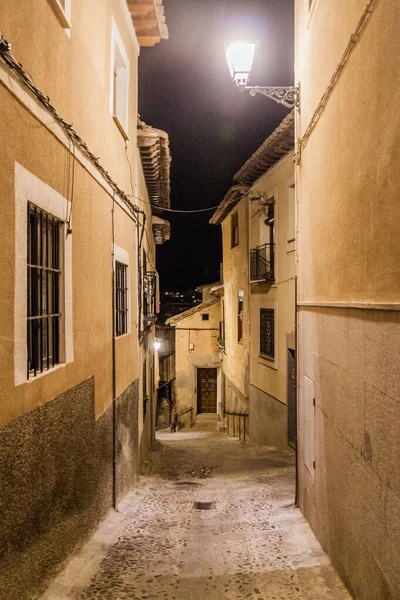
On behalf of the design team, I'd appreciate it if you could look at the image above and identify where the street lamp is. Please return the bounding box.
[154,338,161,352]
[225,41,300,110]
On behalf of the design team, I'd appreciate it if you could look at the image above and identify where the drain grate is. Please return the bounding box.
[193,501,216,510]
[173,481,202,487]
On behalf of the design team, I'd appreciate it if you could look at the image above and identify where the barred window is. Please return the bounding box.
[260,308,275,359]
[27,203,62,377]
[115,261,128,336]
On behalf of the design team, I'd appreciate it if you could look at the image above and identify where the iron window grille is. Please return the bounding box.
[115,261,128,336]
[27,203,61,378]
[260,308,275,359]
[250,243,275,282]
[250,202,275,282]
[202,314,209,321]
[144,272,157,320]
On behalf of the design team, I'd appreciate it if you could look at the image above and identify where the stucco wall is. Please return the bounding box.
[295,0,400,597]
[221,197,250,407]
[298,308,399,598]
[174,301,221,418]
[0,378,112,600]
[248,152,296,447]
[295,0,400,305]
[0,1,159,595]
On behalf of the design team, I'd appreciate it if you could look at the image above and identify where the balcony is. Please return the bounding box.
[250,243,274,283]
[144,272,157,320]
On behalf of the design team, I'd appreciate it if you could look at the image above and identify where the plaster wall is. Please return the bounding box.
[221,197,250,407]
[298,307,400,599]
[174,302,221,419]
[248,152,295,447]
[295,1,400,597]
[0,1,159,592]
[0,0,139,198]
[295,0,400,304]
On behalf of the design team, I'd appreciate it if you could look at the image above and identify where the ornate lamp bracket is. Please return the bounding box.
[244,85,300,110]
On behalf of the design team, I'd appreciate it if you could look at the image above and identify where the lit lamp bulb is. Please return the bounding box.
[225,41,258,87]
[154,339,161,352]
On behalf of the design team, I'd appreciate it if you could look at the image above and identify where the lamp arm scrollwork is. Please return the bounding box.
[245,86,300,110]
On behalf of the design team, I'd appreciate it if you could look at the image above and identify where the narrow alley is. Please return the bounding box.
[41,425,350,600]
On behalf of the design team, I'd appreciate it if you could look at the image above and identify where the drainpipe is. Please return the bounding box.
[294,275,299,508]
[111,196,117,510]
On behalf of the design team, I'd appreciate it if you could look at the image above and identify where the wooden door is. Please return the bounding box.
[197,368,217,414]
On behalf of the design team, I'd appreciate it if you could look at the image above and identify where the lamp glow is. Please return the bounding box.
[154,339,161,352]
[225,41,258,86]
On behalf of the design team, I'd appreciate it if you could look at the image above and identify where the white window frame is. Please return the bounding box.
[14,163,73,386]
[113,244,131,337]
[49,0,72,30]
[110,17,130,139]
[307,0,320,28]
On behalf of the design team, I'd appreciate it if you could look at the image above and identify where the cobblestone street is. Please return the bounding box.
[40,424,351,600]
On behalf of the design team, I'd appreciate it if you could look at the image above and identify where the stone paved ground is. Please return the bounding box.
[40,424,351,600]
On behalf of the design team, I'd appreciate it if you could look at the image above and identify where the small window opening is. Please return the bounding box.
[231,212,239,248]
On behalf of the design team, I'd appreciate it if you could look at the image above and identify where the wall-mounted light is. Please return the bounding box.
[225,41,258,87]
[154,338,161,352]
[225,40,300,110]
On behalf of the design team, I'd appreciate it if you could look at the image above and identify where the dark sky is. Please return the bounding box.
[138,0,294,291]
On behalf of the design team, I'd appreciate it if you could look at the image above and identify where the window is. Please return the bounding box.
[144,273,157,319]
[231,212,239,248]
[110,18,130,138]
[202,314,209,321]
[49,0,72,29]
[250,198,275,282]
[27,204,62,377]
[260,308,275,359]
[115,261,129,337]
[237,290,244,342]
[15,163,73,386]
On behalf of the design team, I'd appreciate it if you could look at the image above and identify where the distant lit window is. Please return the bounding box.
[202,314,209,321]
[260,308,275,359]
[110,18,130,138]
[237,290,244,342]
[231,212,239,248]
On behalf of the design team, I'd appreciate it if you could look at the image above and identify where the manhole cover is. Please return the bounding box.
[191,465,212,478]
[173,481,202,487]
[193,501,216,510]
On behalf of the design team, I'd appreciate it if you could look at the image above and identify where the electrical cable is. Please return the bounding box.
[0,35,139,223]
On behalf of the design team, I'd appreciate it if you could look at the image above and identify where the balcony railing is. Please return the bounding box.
[250,243,275,282]
[144,272,157,319]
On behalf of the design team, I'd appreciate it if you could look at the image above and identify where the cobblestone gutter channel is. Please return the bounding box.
[40,425,351,600]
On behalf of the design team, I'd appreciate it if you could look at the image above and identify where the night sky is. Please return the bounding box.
[138,0,294,291]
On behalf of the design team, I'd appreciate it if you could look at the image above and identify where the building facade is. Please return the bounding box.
[211,114,295,447]
[0,2,169,598]
[166,294,222,429]
[295,0,400,597]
